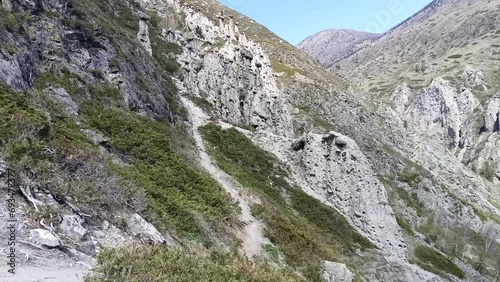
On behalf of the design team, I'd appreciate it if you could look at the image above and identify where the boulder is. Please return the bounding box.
[47,87,79,115]
[322,261,354,282]
[292,137,306,151]
[60,215,87,240]
[335,136,349,147]
[127,213,165,244]
[29,229,60,248]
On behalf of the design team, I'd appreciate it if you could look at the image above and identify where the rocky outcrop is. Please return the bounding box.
[137,17,153,56]
[29,229,60,248]
[126,213,168,244]
[253,130,406,257]
[139,0,293,137]
[392,78,480,148]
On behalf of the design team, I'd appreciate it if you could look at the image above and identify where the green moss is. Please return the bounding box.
[82,104,236,238]
[86,245,303,282]
[290,189,374,250]
[263,244,282,264]
[414,245,465,279]
[270,58,301,78]
[0,6,21,33]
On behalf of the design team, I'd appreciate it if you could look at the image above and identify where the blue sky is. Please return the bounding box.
[219,0,433,45]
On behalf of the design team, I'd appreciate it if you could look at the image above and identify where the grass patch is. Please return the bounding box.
[86,245,303,282]
[200,124,374,281]
[396,216,414,235]
[270,59,301,78]
[82,103,236,238]
[413,245,465,279]
[396,188,426,217]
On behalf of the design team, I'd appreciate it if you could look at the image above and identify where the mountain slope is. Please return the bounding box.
[297,29,379,68]
[334,0,500,94]
[0,0,499,281]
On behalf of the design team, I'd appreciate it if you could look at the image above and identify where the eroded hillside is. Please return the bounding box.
[0,0,499,281]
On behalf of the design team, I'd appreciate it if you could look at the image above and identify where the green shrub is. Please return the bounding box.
[86,245,304,282]
[82,103,236,238]
[0,84,48,147]
[414,245,465,279]
[270,58,301,78]
[0,6,21,32]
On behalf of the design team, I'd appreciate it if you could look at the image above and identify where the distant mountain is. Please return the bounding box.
[332,0,500,92]
[297,29,379,68]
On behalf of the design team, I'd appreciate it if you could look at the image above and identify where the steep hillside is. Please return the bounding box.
[298,29,379,68]
[0,0,499,281]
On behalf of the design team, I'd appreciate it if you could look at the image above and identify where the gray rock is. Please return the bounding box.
[137,19,152,56]
[127,213,165,244]
[77,241,96,256]
[60,215,87,240]
[1,0,13,11]
[47,87,79,115]
[321,261,354,282]
[81,129,111,147]
[335,136,348,147]
[29,229,60,248]
[292,137,306,151]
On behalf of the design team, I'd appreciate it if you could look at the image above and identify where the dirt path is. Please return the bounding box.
[181,97,268,258]
[0,266,88,282]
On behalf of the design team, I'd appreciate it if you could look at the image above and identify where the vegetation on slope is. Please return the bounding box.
[86,245,304,282]
[82,103,237,239]
[413,245,465,279]
[199,123,374,281]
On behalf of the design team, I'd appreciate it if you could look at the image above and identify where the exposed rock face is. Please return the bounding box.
[126,213,167,244]
[321,261,354,282]
[254,131,406,258]
[46,87,79,115]
[60,215,88,241]
[137,18,153,56]
[392,77,480,148]
[140,0,294,137]
[29,229,60,248]
[298,29,379,68]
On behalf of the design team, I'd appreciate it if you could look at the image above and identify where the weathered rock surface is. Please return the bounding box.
[254,131,407,258]
[29,229,60,248]
[321,261,354,282]
[139,0,294,137]
[126,213,166,244]
[60,215,88,241]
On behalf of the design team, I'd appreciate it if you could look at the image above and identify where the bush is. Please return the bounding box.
[82,103,237,238]
[86,245,304,282]
[414,245,465,279]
